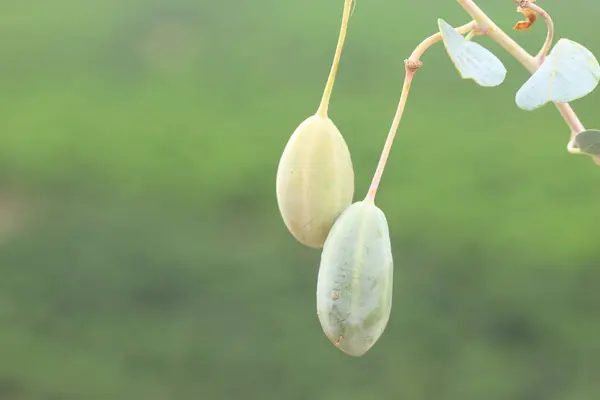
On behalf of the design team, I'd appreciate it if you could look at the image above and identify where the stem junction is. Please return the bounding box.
[456,0,584,138]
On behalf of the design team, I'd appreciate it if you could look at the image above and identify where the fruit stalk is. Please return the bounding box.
[366,21,476,201]
[366,67,415,202]
[316,0,354,118]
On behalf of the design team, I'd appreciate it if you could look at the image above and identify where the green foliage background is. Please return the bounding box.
[0,0,598,398]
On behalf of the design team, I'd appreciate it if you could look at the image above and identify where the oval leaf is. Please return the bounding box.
[572,129,600,156]
[438,19,507,87]
[516,39,600,111]
[316,200,394,357]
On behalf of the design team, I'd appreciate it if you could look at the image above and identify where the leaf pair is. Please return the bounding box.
[437,19,600,109]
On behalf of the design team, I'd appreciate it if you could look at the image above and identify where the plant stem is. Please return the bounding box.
[465,30,477,41]
[409,21,476,60]
[366,22,475,202]
[456,0,584,136]
[457,0,535,66]
[316,0,353,118]
[523,2,554,62]
[366,68,415,202]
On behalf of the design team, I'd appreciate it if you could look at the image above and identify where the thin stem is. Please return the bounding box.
[567,141,582,154]
[523,2,554,62]
[366,68,415,202]
[316,0,353,118]
[409,21,476,60]
[366,21,475,201]
[456,0,584,136]
[457,0,534,67]
[465,30,477,41]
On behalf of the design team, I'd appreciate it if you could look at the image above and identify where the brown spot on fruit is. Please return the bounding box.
[333,335,344,346]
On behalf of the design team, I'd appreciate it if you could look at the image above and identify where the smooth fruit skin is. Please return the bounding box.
[276,115,354,248]
[316,200,393,356]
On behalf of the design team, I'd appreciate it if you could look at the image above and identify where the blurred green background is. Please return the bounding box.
[0,0,599,399]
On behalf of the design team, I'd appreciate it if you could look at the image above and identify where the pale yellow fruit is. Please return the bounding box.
[276,115,354,248]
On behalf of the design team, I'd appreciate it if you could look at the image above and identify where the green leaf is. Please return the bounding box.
[438,19,507,87]
[573,129,600,156]
[516,39,600,111]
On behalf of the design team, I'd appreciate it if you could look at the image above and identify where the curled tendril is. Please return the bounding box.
[513,6,537,30]
[350,0,357,17]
